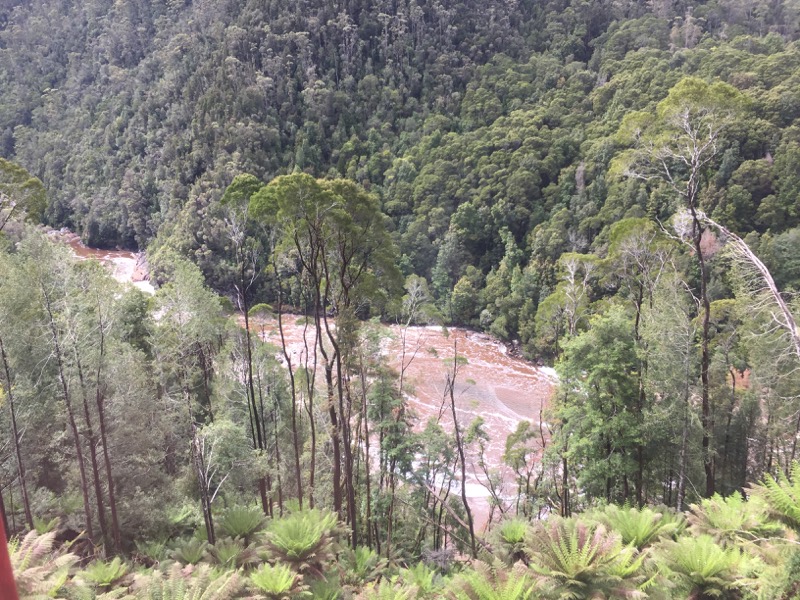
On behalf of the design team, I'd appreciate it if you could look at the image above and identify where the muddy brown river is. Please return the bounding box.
[62,234,555,529]
[248,316,556,529]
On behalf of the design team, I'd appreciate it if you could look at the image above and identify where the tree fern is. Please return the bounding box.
[170,539,208,565]
[249,563,308,599]
[80,557,130,589]
[396,563,446,598]
[9,529,78,599]
[339,546,387,587]
[263,509,338,578]
[657,534,751,599]
[217,507,266,545]
[451,561,536,600]
[493,519,530,566]
[592,505,684,550]
[688,492,782,549]
[205,538,258,570]
[526,518,647,599]
[753,462,800,532]
[133,564,241,600]
[356,579,418,600]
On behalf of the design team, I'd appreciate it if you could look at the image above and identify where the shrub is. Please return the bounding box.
[263,509,339,578]
[9,530,77,599]
[217,506,266,544]
[593,504,684,550]
[81,557,129,589]
[657,534,751,599]
[526,518,648,599]
[250,563,309,599]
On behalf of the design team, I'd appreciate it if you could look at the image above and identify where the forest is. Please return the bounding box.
[3,0,800,596]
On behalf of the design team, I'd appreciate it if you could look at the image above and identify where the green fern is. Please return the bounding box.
[263,509,338,577]
[396,563,445,598]
[205,538,258,569]
[249,563,308,599]
[134,563,241,600]
[593,504,684,550]
[526,518,647,599]
[135,540,168,563]
[81,557,130,588]
[340,546,387,586]
[9,529,78,599]
[64,587,135,600]
[753,462,800,532]
[493,519,530,566]
[688,492,782,548]
[307,575,343,600]
[217,506,266,544]
[657,534,750,599]
[355,579,418,600]
[32,516,60,534]
[451,561,536,600]
[170,538,208,565]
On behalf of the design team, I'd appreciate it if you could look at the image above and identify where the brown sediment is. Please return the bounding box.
[246,316,556,529]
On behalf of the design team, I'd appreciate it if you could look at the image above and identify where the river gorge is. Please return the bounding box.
[60,233,556,529]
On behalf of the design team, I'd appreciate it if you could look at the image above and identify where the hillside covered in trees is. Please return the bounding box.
[3,0,800,597]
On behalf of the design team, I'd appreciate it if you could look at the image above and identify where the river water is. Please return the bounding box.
[62,233,555,529]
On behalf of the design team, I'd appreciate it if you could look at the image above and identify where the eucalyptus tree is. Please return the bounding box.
[220,174,274,514]
[250,173,401,547]
[556,306,642,505]
[604,218,672,505]
[0,250,34,530]
[19,234,97,540]
[150,259,226,543]
[619,76,744,497]
[0,159,46,234]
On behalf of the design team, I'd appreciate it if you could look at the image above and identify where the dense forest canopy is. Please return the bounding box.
[3,0,800,597]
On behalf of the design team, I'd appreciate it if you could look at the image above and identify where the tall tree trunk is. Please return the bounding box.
[0,485,8,537]
[690,209,714,497]
[0,336,33,529]
[447,340,477,558]
[359,363,372,549]
[42,288,94,540]
[93,314,121,550]
[275,273,303,508]
[75,351,109,543]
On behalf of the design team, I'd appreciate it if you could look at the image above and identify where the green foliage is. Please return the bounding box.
[135,540,169,563]
[396,563,445,598]
[9,530,78,599]
[754,462,800,532]
[81,557,130,589]
[526,518,647,599]
[0,158,47,230]
[356,580,417,600]
[32,516,60,534]
[340,546,387,586]
[205,538,258,570]
[306,576,343,600]
[451,561,537,600]
[249,563,308,599]
[216,507,266,544]
[133,564,241,600]
[492,519,530,566]
[263,509,338,576]
[171,539,209,566]
[657,535,750,599]
[591,505,684,550]
[688,493,782,547]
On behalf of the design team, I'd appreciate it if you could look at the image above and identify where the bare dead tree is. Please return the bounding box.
[701,213,800,364]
